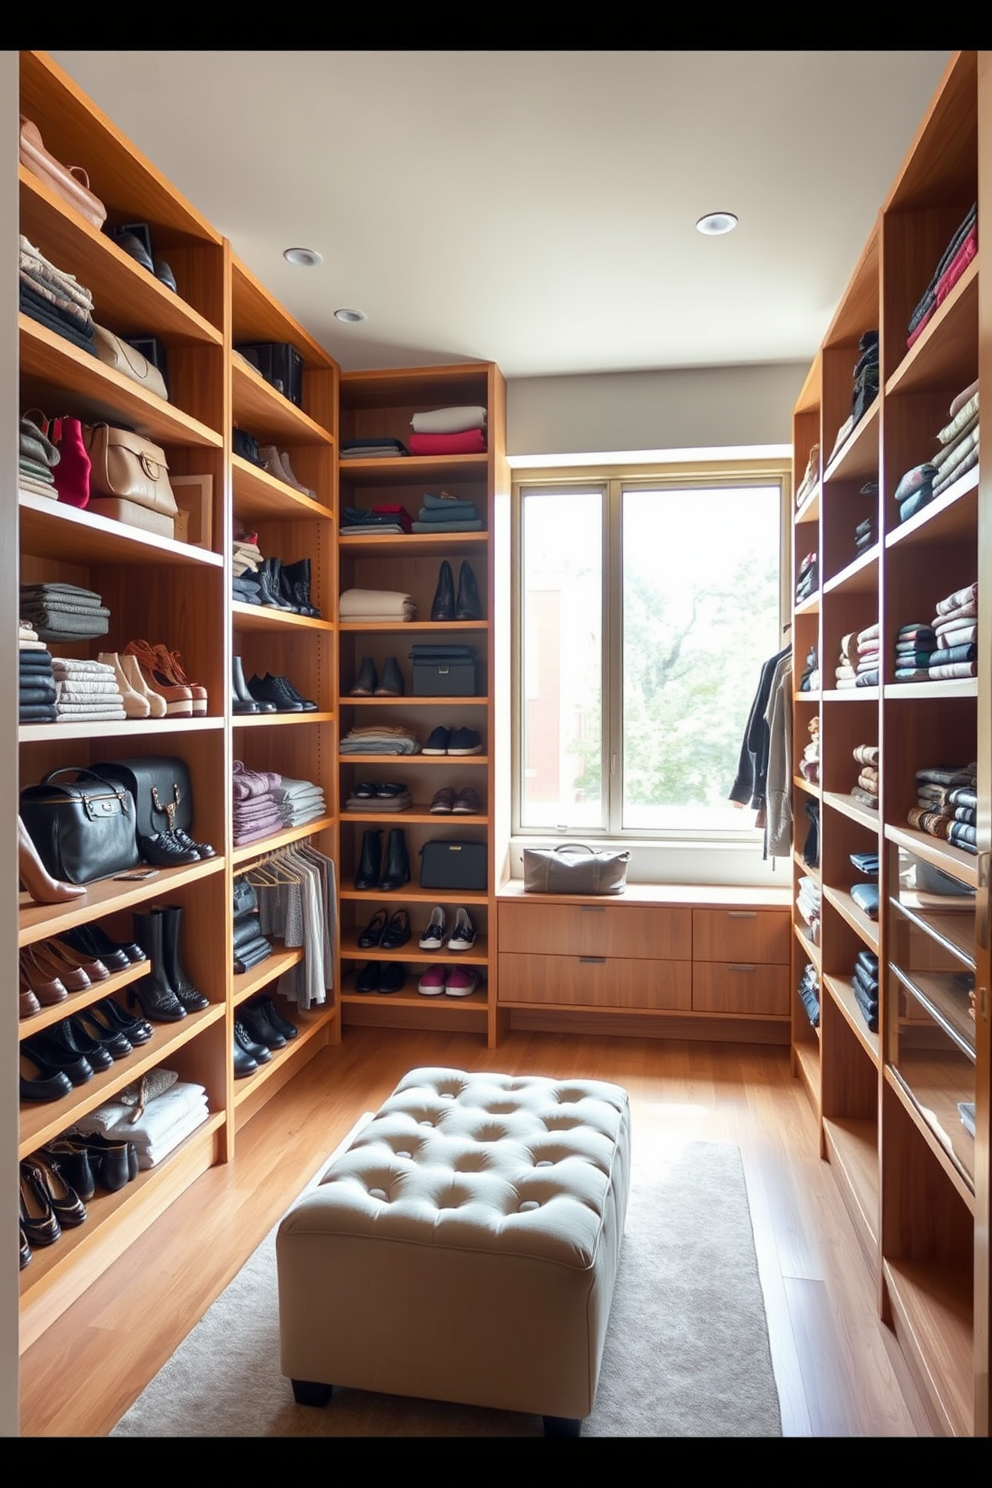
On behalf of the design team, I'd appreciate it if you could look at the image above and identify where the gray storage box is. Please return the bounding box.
[412,659,477,696]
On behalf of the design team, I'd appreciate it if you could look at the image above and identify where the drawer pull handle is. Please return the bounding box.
[579,906,606,913]
[728,963,756,972]
[728,911,757,919]
[579,956,607,964]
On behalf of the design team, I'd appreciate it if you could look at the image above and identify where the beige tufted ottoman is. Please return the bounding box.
[277,1066,630,1434]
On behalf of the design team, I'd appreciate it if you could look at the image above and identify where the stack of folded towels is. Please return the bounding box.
[855,622,880,687]
[339,588,417,622]
[73,1077,210,1169]
[413,490,483,534]
[51,657,126,724]
[339,723,421,755]
[907,203,977,349]
[19,413,60,500]
[340,504,413,535]
[19,235,97,356]
[909,762,978,855]
[19,583,110,641]
[851,951,879,1032]
[850,744,879,810]
[408,405,487,457]
[232,761,284,848]
[796,875,821,944]
[18,622,57,723]
[272,774,326,829]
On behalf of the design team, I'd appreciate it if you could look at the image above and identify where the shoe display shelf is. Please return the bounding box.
[228,253,341,1098]
[337,364,507,1044]
[13,50,234,1352]
[789,50,989,1435]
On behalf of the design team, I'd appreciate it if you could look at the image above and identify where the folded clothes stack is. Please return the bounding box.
[340,436,409,460]
[18,622,57,723]
[798,645,818,693]
[834,631,858,689]
[19,235,97,356]
[894,381,979,526]
[893,621,938,681]
[855,622,879,687]
[796,875,821,944]
[19,582,110,641]
[73,1080,209,1169]
[272,774,326,829]
[340,504,414,535]
[794,443,819,508]
[850,743,879,810]
[827,331,879,460]
[339,724,421,755]
[910,762,978,855]
[344,782,412,812]
[51,657,126,723]
[853,481,878,552]
[19,413,60,500]
[412,490,483,534]
[797,962,820,1028]
[852,950,879,1032]
[407,405,487,457]
[232,761,284,847]
[907,203,977,349]
[795,550,818,605]
[928,580,978,681]
[339,588,417,622]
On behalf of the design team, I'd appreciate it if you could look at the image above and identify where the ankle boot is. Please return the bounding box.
[129,911,187,1022]
[277,560,303,613]
[282,558,319,617]
[158,904,210,1011]
[354,830,383,891]
[430,560,455,621]
[375,656,404,696]
[380,828,411,891]
[351,657,378,696]
[232,655,259,713]
[455,560,482,620]
[257,557,294,610]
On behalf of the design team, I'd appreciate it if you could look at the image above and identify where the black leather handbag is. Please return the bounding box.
[91,756,194,842]
[418,840,487,891]
[19,767,140,885]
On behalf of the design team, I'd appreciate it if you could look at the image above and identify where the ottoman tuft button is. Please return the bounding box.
[420,1120,434,1127]
[368,1187,388,1202]
[396,1150,412,1159]
[536,1160,553,1168]
[518,1200,540,1212]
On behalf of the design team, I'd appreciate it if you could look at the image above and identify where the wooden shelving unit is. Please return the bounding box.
[790,49,989,1435]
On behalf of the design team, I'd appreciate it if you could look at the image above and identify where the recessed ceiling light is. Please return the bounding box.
[283,246,322,267]
[334,307,367,324]
[696,212,738,236]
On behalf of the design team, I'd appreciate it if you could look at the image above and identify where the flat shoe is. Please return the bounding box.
[357,908,388,949]
[429,787,456,814]
[419,905,447,951]
[451,787,482,815]
[380,909,411,950]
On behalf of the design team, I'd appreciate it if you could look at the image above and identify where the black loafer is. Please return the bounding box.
[154,257,177,292]
[355,961,382,994]
[378,962,407,994]
[380,910,411,951]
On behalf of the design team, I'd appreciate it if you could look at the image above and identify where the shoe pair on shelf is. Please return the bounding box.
[121,640,207,718]
[258,446,316,500]
[139,829,217,867]
[245,670,317,712]
[428,785,482,815]
[253,557,320,617]
[354,828,409,891]
[419,905,477,952]
[42,1127,139,1197]
[354,961,407,995]
[19,935,110,1012]
[423,726,483,755]
[233,995,299,1076]
[350,656,403,696]
[430,560,482,622]
[357,906,411,950]
[125,905,209,1023]
[20,1155,87,1255]
[417,964,480,998]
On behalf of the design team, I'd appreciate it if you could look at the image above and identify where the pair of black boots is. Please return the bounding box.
[430,560,481,621]
[127,905,209,1023]
[355,828,410,891]
[257,557,319,617]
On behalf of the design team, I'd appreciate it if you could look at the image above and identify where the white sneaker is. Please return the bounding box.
[447,907,477,952]
[419,905,446,951]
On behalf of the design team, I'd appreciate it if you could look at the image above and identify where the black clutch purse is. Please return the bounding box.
[19,767,141,885]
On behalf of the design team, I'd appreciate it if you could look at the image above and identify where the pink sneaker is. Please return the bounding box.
[444,966,479,998]
[417,964,447,996]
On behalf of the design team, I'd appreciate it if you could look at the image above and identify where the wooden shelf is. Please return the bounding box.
[17,492,224,568]
[883,679,978,700]
[794,923,821,973]
[822,791,880,831]
[823,547,879,594]
[19,715,224,744]
[793,1037,821,1108]
[18,857,225,949]
[885,254,979,397]
[890,964,976,1060]
[231,602,335,634]
[232,946,305,1008]
[794,483,820,522]
[18,957,148,1041]
[341,986,488,1012]
[342,805,489,825]
[338,754,490,768]
[823,974,880,1065]
[231,817,335,866]
[885,1064,975,1205]
[19,315,222,449]
[884,468,978,551]
[341,887,489,908]
[338,620,488,635]
[890,894,976,971]
[339,695,487,709]
[231,454,332,522]
[232,361,334,447]
[822,1116,879,1257]
[339,453,488,486]
[341,933,489,967]
[823,400,880,483]
[232,1007,336,1113]
[232,711,335,729]
[884,822,980,890]
[340,531,488,558]
[822,885,880,953]
[883,1258,974,1436]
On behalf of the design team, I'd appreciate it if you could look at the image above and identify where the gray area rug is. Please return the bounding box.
[112,1138,781,1437]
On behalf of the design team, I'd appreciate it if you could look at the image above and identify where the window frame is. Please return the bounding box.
[511,456,793,844]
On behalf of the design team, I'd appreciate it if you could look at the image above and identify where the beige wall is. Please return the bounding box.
[506,361,807,458]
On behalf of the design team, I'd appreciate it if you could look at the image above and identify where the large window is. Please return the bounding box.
[516,463,788,838]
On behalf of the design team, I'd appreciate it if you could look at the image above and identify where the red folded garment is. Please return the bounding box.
[407,429,487,456]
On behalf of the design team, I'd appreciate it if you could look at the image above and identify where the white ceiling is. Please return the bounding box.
[52,50,953,379]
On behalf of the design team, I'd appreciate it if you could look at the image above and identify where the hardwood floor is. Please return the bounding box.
[18,1026,934,1437]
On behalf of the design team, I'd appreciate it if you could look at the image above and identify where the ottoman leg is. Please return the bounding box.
[543,1415,582,1437]
[292,1379,333,1407]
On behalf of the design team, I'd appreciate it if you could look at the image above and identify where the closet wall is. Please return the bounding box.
[789,49,989,1436]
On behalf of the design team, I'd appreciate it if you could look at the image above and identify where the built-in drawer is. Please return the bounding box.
[498,901,691,960]
[692,909,790,964]
[691,961,790,1015]
[498,952,692,1010]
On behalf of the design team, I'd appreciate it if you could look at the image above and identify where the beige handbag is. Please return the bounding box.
[93,324,169,402]
[19,115,107,229]
[83,424,178,517]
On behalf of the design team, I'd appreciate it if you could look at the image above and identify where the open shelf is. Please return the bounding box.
[822,885,880,952]
[823,974,880,1065]
[822,1116,879,1256]
[18,857,225,949]
[883,1258,974,1437]
[822,791,880,831]
[18,492,224,568]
